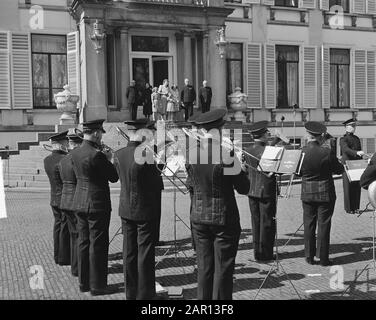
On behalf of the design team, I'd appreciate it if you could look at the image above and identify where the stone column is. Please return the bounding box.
[207,27,226,109]
[119,28,131,120]
[79,17,107,121]
[183,32,193,83]
[175,32,184,90]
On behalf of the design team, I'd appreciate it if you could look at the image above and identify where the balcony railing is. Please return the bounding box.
[131,0,224,7]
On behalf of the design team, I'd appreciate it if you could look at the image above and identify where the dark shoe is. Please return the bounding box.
[90,288,106,296]
[319,260,333,266]
[79,285,90,293]
[305,257,315,265]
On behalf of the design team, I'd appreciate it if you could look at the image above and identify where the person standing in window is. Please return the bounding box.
[181,78,196,121]
[340,119,365,214]
[143,83,152,121]
[126,80,137,120]
[199,80,213,114]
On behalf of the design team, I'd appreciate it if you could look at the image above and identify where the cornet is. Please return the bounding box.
[43,144,68,154]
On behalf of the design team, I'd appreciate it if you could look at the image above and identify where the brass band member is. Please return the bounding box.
[300,122,343,266]
[57,129,83,277]
[71,120,119,295]
[340,118,365,214]
[244,121,277,262]
[113,119,162,300]
[186,109,250,300]
[43,131,68,265]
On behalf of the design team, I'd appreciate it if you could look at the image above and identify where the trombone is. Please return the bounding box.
[116,126,190,195]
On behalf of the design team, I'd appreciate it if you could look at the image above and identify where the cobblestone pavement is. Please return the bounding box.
[1,180,376,300]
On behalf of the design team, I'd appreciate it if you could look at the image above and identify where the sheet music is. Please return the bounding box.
[261,146,284,160]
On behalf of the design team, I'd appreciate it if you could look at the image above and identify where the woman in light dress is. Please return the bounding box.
[166,85,180,122]
[158,79,170,121]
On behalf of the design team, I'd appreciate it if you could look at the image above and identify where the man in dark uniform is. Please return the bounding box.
[340,118,365,214]
[300,122,343,266]
[126,80,137,120]
[198,80,212,113]
[58,129,83,277]
[71,119,119,295]
[244,121,277,262]
[181,78,196,121]
[43,131,68,265]
[186,109,250,300]
[113,119,162,300]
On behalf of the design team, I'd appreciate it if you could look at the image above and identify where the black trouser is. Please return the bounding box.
[58,211,71,266]
[131,103,138,120]
[51,206,62,264]
[342,173,361,212]
[76,210,111,290]
[191,221,240,300]
[154,191,162,244]
[122,218,156,300]
[248,197,276,261]
[63,210,78,276]
[201,102,211,113]
[184,102,194,121]
[302,200,335,261]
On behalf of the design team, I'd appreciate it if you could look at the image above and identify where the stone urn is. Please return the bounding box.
[54,84,79,125]
[228,87,247,122]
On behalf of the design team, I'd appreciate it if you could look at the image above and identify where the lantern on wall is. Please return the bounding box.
[90,19,106,54]
[215,26,228,59]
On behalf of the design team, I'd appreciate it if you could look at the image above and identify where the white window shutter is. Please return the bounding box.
[321,46,330,108]
[351,0,366,14]
[299,0,316,9]
[0,31,11,109]
[11,32,32,109]
[303,46,317,108]
[262,0,275,6]
[264,44,276,109]
[319,0,329,10]
[367,50,375,109]
[247,43,262,108]
[367,0,376,14]
[67,31,80,96]
[353,49,367,108]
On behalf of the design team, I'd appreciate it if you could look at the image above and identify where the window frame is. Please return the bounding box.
[274,0,299,8]
[226,42,244,106]
[275,44,300,109]
[329,0,350,13]
[31,33,67,109]
[329,48,350,109]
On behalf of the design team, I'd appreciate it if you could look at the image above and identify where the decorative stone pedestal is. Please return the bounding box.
[228,87,247,122]
[54,85,79,125]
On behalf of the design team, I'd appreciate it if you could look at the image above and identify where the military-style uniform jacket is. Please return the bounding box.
[58,153,77,212]
[340,132,362,163]
[244,141,276,199]
[71,140,119,213]
[44,150,66,207]
[300,141,344,202]
[113,141,163,221]
[186,141,250,226]
[360,152,376,189]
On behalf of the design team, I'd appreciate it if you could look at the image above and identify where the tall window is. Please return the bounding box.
[329,0,349,13]
[31,34,67,109]
[275,0,298,7]
[330,48,350,108]
[276,45,299,108]
[226,43,243,102]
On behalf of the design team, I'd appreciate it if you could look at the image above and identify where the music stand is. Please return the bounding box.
[341,181,376,297]
[254,181,302,300]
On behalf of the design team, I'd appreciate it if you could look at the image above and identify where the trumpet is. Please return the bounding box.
[43,144,68,154]
[116,126,189,195]
[99,143,114,153]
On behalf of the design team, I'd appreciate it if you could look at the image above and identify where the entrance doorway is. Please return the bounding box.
[131,56,173,90]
